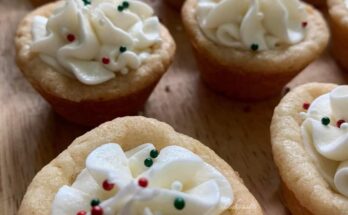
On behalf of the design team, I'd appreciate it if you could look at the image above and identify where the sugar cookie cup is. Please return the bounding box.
[18,116,263,215]
[271,83,348,214]
[15,1,176,126]
[328,0,348,71]
[182,0,329,101]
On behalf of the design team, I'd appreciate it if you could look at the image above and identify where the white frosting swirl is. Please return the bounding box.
[31,0,161,85]
[52,143,233,215]
[196,0,307,51]
[301,86,348,197]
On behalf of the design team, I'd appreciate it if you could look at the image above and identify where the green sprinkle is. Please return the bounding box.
[90,198,100,207]
[122,1,130,8]
[119,46,127,53]
[321,117,330,126]
[150,149,159,159]
[174,197,185,210]
[117,5,124,12]
[144,158,153,167]
[250,43,259,51]
[82,0,91,5]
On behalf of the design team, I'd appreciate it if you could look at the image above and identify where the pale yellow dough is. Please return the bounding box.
[18,116,263,215]
[271,83,348,215]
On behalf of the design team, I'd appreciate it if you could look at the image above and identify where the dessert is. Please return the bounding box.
[182,0,329,100]
[271,83,348,214]
[15,0,176,125]
[18,116,263,214]
[328,0,348,71]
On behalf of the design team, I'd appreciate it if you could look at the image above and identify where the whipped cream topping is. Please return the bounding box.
[52,143,233,215]
[31,0,161,85]
[196,0,307,51]
[301,86,348,197]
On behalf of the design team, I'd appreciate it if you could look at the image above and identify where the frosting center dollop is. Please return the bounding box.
[301,86,348,197]
[51,143,234,215]
[196,0,307,51]
[31,0,161,85]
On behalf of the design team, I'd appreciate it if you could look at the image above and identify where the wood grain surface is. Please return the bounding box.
[1,0,348,214]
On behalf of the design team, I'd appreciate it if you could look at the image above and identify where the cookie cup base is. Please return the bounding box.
[271,83,348,215]
[18,116,264,215]
[15,1,176,126]
[182,0,329,101]
[192,48,296,101]
[35,80,159,126]
[328,0,348,71]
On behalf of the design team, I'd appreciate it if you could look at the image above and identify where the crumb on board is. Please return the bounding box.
[165,85,171,93]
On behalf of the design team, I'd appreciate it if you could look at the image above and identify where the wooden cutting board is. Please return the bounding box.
[1,0,347,214]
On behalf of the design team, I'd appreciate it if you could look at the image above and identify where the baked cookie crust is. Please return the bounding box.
[328,0,348,71]
[181,0,329,100]
[271,83,348,215]
[15,1,176,125]
[18,116,264,215]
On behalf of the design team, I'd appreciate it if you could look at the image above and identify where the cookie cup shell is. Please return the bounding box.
[18,116,263,215]
[181,1,329,101]
[271,83,348,215]
[15,1,176,126]
[328,0,348,71]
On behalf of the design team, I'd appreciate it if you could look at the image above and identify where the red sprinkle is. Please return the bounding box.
[67,34,76,42]
[138,177,148,188]
[102,180,115,191]
[91,206,103,215]
[302,21,308,28]
[303,102,310,110]
[76,211,87,215]
[337,119,346,128]
[102,57,110,64]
